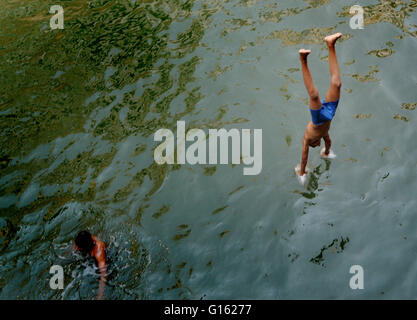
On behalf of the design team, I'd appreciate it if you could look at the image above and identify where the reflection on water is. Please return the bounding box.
[0,0,416,299]
[293,159,332,199]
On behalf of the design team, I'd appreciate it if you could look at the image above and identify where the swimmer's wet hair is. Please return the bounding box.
[75,230,95,253]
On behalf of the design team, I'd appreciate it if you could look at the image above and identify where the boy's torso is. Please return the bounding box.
[305,120,331,143]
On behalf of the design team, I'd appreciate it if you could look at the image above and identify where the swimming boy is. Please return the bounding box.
[74,230,107,299]
[297,32,342,178]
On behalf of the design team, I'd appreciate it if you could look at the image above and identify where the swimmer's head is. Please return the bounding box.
[309,139,321,148]
[75,230,95,253]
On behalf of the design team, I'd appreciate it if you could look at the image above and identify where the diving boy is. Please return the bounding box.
[297,33,342,179]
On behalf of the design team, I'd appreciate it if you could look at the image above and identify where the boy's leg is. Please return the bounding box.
[324,33,342,102]
[299,49,321,110]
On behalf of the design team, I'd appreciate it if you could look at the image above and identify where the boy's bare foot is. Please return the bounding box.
[324,33,342,47]
[299,49,311,60]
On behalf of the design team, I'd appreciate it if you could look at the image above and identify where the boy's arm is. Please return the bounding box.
[95,243,107,300]
[300,139,309,175]
[323,133,331,155]
[97,261,106,300]
[97,256,107,279]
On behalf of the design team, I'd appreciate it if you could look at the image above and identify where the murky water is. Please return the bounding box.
[0,0,416,299]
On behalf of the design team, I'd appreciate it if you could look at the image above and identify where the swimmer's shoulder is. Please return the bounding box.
[96,238,106,250]
[91,236,106,255]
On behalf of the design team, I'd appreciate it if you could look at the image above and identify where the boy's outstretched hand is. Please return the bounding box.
[320,148,336,159]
